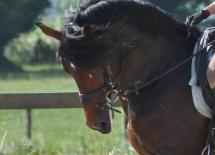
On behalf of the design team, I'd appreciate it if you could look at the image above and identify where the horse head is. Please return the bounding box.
[35,20,123,134]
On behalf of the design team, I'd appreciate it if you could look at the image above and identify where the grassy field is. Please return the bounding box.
[0,64,135,155]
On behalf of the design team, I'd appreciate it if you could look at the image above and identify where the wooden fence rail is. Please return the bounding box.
[0,92,80,109]
[0,92,120,140]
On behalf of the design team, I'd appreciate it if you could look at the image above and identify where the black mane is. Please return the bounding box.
[79,0,102,10]
[75,0,200,36]
[59,0,201,68]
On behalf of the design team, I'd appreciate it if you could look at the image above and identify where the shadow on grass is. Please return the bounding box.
[0,63,69,80]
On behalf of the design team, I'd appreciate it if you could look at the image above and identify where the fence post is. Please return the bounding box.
[25,109,32,140]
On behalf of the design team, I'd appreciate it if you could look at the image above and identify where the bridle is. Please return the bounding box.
[78,63,121,113]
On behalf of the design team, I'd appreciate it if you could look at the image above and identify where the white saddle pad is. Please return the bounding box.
[189,41,212,119]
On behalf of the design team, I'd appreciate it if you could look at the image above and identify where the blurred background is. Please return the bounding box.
[0,0,214,155]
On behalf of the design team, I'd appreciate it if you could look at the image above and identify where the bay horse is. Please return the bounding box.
[36,0,210,154]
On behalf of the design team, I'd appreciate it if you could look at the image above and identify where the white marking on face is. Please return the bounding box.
[88,73,93,78]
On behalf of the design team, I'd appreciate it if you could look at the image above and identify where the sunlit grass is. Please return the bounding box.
[0,77,77,92]
[0,63,77,92]
[0,109,134,155]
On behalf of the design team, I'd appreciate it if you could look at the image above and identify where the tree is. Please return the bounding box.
[0,0,49,71]
[147,0,213,21]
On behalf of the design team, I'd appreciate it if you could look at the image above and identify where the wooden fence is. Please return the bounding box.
[0,92,80,109]
[0,92,120,140]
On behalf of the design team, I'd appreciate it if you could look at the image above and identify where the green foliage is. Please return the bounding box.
[3,0,77,66]
[51,0,78,13]
[0,0,50,70]
[0,0,49,45]
[4,28,59,65]
[148,0,214,21]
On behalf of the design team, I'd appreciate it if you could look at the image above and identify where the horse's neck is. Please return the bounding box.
[118,33,192,89]
[118,32,194,117]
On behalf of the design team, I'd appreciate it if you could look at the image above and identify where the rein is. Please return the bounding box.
[122,39,215,97]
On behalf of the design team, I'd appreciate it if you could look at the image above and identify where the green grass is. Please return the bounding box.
[0,64,135,155]
[0,64,77,92]
[0,109,135,155]
[0,77,76,92]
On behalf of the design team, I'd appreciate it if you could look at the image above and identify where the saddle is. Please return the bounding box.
[195,27,215,155]
[195,27,215,108]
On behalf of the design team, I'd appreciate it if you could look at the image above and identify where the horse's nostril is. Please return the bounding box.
[101,122,108,130]
[100,122,111,133]
[87,121,111,134]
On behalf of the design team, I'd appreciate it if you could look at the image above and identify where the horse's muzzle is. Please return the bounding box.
[87,121,111,134]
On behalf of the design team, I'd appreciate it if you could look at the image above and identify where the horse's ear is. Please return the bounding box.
[35,22,62,41]
[81,25,91,37]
